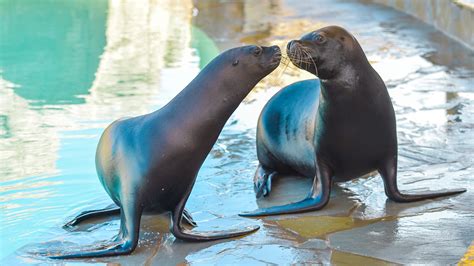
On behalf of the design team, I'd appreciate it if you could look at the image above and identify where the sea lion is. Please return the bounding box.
[52,44,281,258]
[240,26,466,217]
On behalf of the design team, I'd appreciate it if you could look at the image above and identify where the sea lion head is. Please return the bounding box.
[287,25,366,80]
[222,45,281,80]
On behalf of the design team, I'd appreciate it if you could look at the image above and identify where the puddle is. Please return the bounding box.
[277,215,396,239]
[331,250,399,266]
[458,241,474,266]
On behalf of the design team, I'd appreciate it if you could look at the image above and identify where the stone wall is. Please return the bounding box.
[366,0,473,49]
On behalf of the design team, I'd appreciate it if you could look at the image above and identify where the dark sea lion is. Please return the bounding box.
[240,26,466,217]
[51,44,281,258]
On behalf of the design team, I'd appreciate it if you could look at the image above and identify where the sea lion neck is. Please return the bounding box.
[319,57,379,103]
[153,55,260,140]
[181,59,259,114]
[319,65,358,102]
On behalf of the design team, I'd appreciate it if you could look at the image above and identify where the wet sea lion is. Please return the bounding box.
[240,26,466,217]
[52,44,281,258]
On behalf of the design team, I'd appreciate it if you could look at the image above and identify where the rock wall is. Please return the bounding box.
[366,0,473,49]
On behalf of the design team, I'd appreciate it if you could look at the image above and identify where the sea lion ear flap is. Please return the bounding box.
[232,59,239,66]
[347,33,358,50]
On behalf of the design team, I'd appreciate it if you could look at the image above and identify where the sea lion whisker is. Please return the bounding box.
[294,47,313,65]
[298,47,311,70]
[300,48,318,74]
[277,60,291,79]
[272,58,293,81]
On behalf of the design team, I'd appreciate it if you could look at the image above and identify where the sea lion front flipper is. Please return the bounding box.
[51,166,144,260]
[51,199,143,259]
[182,208,197,227]
[63,204,120,228]
[254,165,277,198]
[379,156,467,202]
[170,191,259,241]
[240,160,332,217]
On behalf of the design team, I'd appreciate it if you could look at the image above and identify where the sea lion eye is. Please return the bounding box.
[253,46,263,56]
[232,59,239,66]
[314,34,325,44]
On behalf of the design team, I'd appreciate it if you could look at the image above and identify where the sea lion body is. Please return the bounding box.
[257,79,319,178]
[54,45,281,258]
[97,110,220,213]
[242,26,466,217]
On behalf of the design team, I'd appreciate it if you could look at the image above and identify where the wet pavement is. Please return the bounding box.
[1,0,473,265]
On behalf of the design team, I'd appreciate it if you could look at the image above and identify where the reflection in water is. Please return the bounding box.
[193,0,282,50]
[190,27,220,69]
[0,0,473,264]
[0,115,11,139]
[446,92,462,121]
[88,0,195,112]
[0,0,107,204]
[0,0,107,105]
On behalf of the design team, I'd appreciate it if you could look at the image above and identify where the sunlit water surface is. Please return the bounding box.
[0,0,473,264]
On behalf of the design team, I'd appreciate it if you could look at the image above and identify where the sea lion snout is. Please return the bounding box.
[269,45,281,63]
[286,40,300,54]
[260,45,281,69]
[271,45,281,56]
[262,45,280,56]
[286,39,319,76]
[286,40,306,58]
[270,45,280,51]
[286,40,296,51]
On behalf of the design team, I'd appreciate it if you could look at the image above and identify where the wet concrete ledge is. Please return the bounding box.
[365,0,474,49]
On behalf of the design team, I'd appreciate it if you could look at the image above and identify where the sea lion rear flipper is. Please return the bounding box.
[379,157,467,202]
[63,204,120,228]
[385,188,467,202]
[240,161,332,217]
[170,193,259,241]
